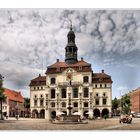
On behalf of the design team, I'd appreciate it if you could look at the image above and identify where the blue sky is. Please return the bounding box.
[0,9,140,98]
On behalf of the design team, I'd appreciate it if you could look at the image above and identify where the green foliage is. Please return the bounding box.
[24,98,30,109]
[112,97,119,109]
[121,94,131,114]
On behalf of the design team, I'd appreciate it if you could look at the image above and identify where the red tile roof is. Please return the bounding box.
[92,73,112,83]
[46,60,92,74]
[48,60,91,68]
[29,75,46,86]
[4,88,24,103]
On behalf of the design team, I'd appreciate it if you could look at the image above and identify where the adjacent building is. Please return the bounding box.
[29,26,113,120]
[129,87,140,113]
[2,88,24,117]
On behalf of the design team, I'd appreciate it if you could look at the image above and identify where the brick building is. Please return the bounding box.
[129,87,140,113]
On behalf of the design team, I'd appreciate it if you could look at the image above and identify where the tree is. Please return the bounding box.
[112,97,120,116]
[24,98,30,117]
[121,94,131,114]
[0,75,6,120]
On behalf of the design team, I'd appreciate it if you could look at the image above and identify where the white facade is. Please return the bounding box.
[30,68,112,120]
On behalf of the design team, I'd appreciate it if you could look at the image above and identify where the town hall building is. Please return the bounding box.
[29,25,113,120]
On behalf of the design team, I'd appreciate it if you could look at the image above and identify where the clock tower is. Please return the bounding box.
[65,23,78,64]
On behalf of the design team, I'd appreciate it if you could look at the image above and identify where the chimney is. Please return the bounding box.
[102,69,104,73]
[81,57,84,61]
[39,74,41,77]
[57,59,59,62]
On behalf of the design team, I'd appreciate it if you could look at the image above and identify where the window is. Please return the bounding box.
[34,100,37,106]
[41,86,43,90]
[40,99,44,106]
[61,89,67,98]
[103,93,106,96]
[51,78,56,84]
[96,93,98,96]
[95,99,99,105]
[84,102,88,107]
[83,76,89,83]
[62,102,66,108]
[37,87,39,90]
[100,84,102,88]
[83,88,89,98]
[73,88,78,98]
[95,84,97,88]
[73,102,78,107]
[51,102,55,107]
[105,84,107,88]
[34,87,36,90]
[103,98,107,105]
[34,95,37,98]
[51,89,55,98]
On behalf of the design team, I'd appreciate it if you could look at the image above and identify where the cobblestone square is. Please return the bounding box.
[0,117,140,130]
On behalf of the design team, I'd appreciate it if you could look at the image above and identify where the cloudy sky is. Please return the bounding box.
[0,9,140,98]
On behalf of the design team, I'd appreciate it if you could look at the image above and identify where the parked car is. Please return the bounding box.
[133,113,140,118]
[119,114,132,124]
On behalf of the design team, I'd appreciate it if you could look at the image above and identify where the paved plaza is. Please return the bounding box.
[0,117,140,130]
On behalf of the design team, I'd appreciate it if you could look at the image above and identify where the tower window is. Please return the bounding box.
[73,88,78,98]
[83,88,89,98]
[61,89,67,98]
[51,78,56,84]
[51,89,55,98]
[83,76,89,83]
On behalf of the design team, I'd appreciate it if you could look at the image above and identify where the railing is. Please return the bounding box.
[58,82,81,86]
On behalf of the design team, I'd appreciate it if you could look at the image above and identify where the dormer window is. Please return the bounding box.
[83,76,89,83]
[51,78,56,84]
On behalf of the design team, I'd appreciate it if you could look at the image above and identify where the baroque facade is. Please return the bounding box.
[29,26,113,120]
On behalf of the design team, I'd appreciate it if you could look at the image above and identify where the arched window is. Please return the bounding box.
[61,88,66,98]
[83,88,89,98]
[51,78,56,84]
[73,88,78,98]
[62,102,66,108]
[51,102,55,107]
[51,89,55,98]
[73,102,78,107]
[83,76,89,83]
[84,102,88,107]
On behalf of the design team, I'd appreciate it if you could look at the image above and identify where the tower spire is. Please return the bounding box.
[65,22,78,64]
[70,20,72,31]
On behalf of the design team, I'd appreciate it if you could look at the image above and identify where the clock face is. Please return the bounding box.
[67,74,72,80]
